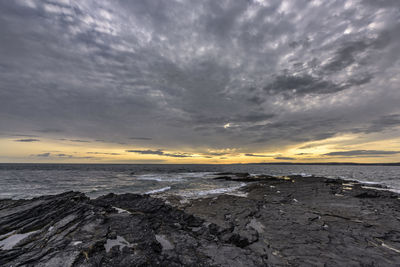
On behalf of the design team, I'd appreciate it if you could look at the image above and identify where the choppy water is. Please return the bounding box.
[0,164,399,199]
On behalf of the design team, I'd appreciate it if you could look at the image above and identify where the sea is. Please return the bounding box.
[0,164,399,199]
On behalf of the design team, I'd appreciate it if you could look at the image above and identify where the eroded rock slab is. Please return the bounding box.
[185,175,400,266]
[0,192,264,266]
[1,175,400,266]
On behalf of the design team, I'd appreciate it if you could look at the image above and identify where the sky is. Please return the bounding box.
[1,0,400,164]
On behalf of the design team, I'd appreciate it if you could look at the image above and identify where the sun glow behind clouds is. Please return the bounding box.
[2,131,400,163]
[1,0,400,163]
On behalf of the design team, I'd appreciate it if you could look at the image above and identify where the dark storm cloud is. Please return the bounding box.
[126,149,164,156]
[34,152,51,157]
[364,114,400,133]
[1,0,400,153]
[346,114,400,135]
[274,157,296,160]
[56,154,71,157]
[324,150,400,156]
[264,74,344,96]
[323,40,370,72]
[14,139,40,142]
[244,118,339,146]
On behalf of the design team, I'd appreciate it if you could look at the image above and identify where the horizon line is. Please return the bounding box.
[1,162,400,166]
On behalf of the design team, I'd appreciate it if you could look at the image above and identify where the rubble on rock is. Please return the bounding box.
[1,175,400,266]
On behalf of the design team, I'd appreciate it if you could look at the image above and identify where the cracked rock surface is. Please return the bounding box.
[0,192,264,266]
[183,175,400,266]
[1,175,400,266]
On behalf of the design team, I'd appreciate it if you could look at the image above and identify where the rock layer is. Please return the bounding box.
[1,175,400,266]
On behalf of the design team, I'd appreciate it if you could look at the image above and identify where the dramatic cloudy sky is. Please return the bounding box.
[1,0,400,163]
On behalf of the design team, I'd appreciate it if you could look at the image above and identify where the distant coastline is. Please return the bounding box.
[246,162,400,166]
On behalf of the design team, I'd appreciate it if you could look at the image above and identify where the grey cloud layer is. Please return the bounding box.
[126,149,192,158]
[1,0,399,153]
[31,152,94,159]
[324,150,400,156]
[14,139,40,142]
[274,157,296,160]
[245,153,274,157]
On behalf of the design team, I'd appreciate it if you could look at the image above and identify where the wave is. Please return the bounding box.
[145,186,172,194]
[136,176,184,182]
[135,172,217,182]
[177,183,247,198]
[290,172,313,177]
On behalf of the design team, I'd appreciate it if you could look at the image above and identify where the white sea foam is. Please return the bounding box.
[135,172,216,182]
[352,179,381,185]
[173,172,216,179]
[136,175,183,182]
[145,186,171,194]
[332,177,400,194]
[286,172,400,194]
[291,172,312,177]
[226,191,248,197]
[3,165,400,200]
[177,183,246,198]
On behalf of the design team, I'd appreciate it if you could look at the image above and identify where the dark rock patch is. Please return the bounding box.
[0,192,265,266]
[1,176,400,266]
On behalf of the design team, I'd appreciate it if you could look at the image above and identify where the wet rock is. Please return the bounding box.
[0,192,265,266]
[214,173,276,182]
[184,176,400,266]
[1,175,400,266]
[355,191,381,198]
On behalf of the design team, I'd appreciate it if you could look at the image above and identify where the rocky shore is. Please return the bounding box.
[1,174,400,266]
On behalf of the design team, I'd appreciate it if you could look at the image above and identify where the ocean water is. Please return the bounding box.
[0,164,399,199]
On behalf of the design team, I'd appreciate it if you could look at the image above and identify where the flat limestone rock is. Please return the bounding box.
[1,175,400,266]
[0,192,263,266]
[185,175,400,266]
